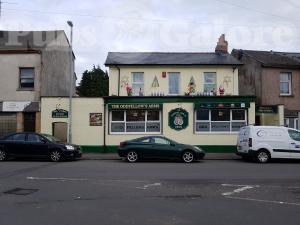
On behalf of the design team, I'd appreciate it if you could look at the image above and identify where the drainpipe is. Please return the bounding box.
[103,101,107,152]
[117,66,120,96]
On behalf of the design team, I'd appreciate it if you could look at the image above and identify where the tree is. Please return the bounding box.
[77,65,109,97]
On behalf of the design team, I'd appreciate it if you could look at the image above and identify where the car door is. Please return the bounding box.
[25,134,49,157]
[134,138,153,159]
[5,133,27,156]
[150,137,177,159]
[287,129,300,159]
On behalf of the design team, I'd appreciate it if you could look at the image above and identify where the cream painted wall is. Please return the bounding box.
[0,53,41,101]
[109,66,239,96]
[106,102,255,146]
[41,98,255,147]
[41,98,104,146]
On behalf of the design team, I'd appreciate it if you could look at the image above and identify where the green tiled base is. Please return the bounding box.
[80,145,236,153]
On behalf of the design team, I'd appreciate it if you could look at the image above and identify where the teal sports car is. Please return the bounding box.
[118,136,205,163]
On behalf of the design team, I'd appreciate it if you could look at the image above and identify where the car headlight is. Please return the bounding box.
[194,146,202,151]
[65,145,75,150]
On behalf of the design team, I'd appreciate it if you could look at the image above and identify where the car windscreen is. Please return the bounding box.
[43,134,63,143]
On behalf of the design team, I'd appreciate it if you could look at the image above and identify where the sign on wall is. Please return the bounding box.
[195,102,249,109]
[256,106,278,114]
[90,113,103,126]
[2,101,31,112]
[52,109,68,118]
[108,103,162,110]
[168,108,189,131]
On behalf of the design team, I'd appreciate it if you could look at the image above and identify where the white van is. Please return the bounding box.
[237,126,300,163]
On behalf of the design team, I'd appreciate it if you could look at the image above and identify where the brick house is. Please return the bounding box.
[232,49,300,129]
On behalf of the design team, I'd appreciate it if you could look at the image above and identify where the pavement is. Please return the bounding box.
[81,152,240,160]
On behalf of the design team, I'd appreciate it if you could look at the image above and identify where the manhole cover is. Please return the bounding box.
[3,188,39,196]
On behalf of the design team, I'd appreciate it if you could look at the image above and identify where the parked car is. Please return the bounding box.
[237,126,300,163]
[118,136,205,163]
[0,132,82,162]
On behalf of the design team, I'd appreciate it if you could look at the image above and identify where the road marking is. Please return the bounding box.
[222,184,259,196]
[227,196,300,206]
[26,177,88,181]
[136,182,161,190]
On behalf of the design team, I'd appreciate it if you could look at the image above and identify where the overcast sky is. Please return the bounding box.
[1,0,300,83]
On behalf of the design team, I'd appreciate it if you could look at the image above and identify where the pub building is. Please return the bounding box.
[41,35,263,153]
[102,35,257,153]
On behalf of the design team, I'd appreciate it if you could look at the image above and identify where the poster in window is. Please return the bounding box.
[90,113,102,126]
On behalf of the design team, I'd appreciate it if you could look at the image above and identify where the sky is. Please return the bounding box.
[1,0,300,83]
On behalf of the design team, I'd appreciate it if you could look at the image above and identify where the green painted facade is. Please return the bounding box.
[80,145,236,153]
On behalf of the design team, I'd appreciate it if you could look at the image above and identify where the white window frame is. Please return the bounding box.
[132,72,144,96]
[285,118,299,129]
[203,72,217,93]
[280,72,292,96]
[195,109,247,134]
[168,72,180,95]
[110,110,161,134]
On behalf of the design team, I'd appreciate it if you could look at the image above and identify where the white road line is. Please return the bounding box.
[26,177,88,181]
[222,184,259,196]
[136,182,161,190]
[226,196,300,206]
[105,179,148,183]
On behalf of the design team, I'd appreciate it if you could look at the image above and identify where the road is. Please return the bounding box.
[0,158,300,225]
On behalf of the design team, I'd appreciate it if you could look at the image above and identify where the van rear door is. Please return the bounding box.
[237,126,250,153]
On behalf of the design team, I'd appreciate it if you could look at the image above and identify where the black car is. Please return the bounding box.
[118,136,205,163]
[0,132,82,162]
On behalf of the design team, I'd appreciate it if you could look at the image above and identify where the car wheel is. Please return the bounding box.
[50,150,62,162]
[182,151,194,163]
[126,151,138,163]
[0,149,8,161]
[256,150,270,163]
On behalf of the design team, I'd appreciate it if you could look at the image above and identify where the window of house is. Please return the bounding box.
[168,72,180,95]
[285,118,299,130]
[195,109,247,133]
[20,68,35,88]
[110,110,161,134]
[280,72,292,95]
[204,72,217,93]
[132,72,144,96]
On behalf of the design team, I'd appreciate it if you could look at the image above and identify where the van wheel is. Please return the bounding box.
[256,150,270,163]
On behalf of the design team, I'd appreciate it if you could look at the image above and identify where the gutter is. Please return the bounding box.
[117,66,121,96]
[103,101,107,152]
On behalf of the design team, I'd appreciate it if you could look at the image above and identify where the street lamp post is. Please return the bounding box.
[67,21,73,143]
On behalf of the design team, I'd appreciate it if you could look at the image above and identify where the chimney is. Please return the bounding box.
[215,34,228,54]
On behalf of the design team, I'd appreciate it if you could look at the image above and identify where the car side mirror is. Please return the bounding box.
[41,139,47,144]
[170,143,175,147]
